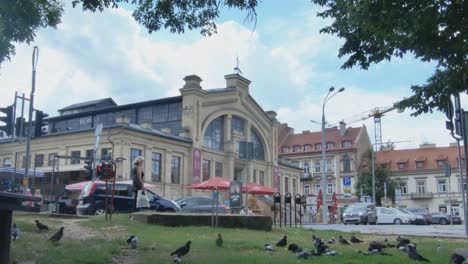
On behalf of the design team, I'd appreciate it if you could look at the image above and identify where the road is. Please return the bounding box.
[303,224,466,238]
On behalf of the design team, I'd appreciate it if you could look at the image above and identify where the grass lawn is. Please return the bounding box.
[10,213,467,264]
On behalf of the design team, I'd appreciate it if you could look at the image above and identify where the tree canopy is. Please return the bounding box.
[0,0,258,67]
[312,0,467,116]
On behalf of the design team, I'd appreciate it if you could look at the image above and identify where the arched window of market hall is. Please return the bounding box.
[250,128,265,160]
[204,116,225,151]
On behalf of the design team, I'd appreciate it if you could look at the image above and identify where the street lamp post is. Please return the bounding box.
[321,86,345,224]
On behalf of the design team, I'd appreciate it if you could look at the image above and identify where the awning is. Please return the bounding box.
[0,167,44,178]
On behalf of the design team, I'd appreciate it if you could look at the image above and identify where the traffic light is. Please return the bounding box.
[96,163,103,178]
[0,105,14,136]
[84,159,93,180]
[34,110,49,137]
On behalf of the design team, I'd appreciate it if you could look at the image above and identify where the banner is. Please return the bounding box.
[192,148,201,184]
[230,181,243,209]
[273,166,279,192]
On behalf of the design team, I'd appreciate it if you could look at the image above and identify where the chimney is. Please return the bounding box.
[116,114,130,124]
[140,120,152,130]
[339,121,346,136]
[181,75,203,90]
[449,142,458,147]
[420,143,436,149]
[225,73,251,95]
[288,127,295,134]
[161,127,172,134]
[302,130,310,134]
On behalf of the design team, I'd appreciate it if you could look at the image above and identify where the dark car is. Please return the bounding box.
[342,203,377,225]
[431,212,463,225]
[76,182,181,215]
[175,196,229,213]
[405,208,432,225]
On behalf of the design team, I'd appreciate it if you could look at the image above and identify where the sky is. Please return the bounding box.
[0,1,464,150]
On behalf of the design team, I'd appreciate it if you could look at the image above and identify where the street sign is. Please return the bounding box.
[343,176,351,186]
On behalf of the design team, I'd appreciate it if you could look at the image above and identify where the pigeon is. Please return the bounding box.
[11,223,19,240]
[126,235,139,249]
[451,253,465,264]
[368,241,387,252]
[276,236,287,247]
[264,244,275,251]
[397,236,411,245]
[338,235,350,245]
[35,220,49,231]
[350,235,363,243]
[312,235,321,242]
[288,243,302,253]
[49,227,64,242]
[296,250,312,259]
[315,241,329,255]
[173,257,182,263]
[325,251,340,256]
[216,234,223,247]
[407,244,429,262]
[327,238,336,244]
[399,243,417,253]
[386,243,396,248]
[170,241,191,258]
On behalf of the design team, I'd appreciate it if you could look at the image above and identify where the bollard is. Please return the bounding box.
[284,193,292,227]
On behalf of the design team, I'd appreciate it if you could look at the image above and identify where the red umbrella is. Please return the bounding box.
[186,177,231,190]
[317,189,323,210]
[242,183,275,195]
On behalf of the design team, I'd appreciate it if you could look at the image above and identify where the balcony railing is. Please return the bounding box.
[410,192,433,200]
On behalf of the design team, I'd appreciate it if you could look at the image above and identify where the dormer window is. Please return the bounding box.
[282,146,289,153]
[327,142,335,149]
[416,161,424,168]
[293,145,301,152]
[315,144,322,150]
[304,144,312,151]
[437,160,445,167]
[398,163,406,169]
[341,141,351,148]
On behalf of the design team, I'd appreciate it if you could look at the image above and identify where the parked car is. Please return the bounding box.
[175,196,229,213]
[394,208,417,224]
[342,203,377,225]
[405,208,432,225]
[376,207,411,225]
[77,182,181,215]
[431,212,463,225]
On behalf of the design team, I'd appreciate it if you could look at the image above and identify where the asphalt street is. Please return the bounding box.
[303,224,467,238]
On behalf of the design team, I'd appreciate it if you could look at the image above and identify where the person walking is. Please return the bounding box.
[132,156,145,211]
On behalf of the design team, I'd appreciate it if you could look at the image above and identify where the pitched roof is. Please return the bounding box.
[376,145,464,171]
[58,98,117,112]
[278,126,363,154]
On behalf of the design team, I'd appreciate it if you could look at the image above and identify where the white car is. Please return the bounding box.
[394,208,417,224]
[376,207,410,225]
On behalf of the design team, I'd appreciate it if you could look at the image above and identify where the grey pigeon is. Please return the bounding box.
[327,238,336,244]
[264,244,274,251]
[338,235,350,245]
[216,234,223,247]
[312,235,321,242]
[171,241,191,258]
[49,227,64,242]
[126,235,139,249]
[368,241,387,252]
[276,236,287,247]
[296,251,312,259]
[407,244,429,262]
[35,220,49,231]
[11,223,19,240]
[325,251,340,256]
[397,236,411,245]
[350,235,363,243]
[451,253,465,264]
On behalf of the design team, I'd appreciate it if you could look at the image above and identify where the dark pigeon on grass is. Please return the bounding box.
[451,253,465,264]
[126,235,139,249]
[264,244,275,251]
[315,241,329,256]
[35,220,49,231]
[397,236,411,245]
[49,227,64,242]
[276,235,287,247]
[312,235,321,243]
[171,241,191,258]
[407,244,430,262]
[296,250,312,259]
[288,243,302,253]
[11,223,19,240]
[216,234,223,247]
[350,235,363,243]
[368,241,387,252]
[338,235,350,245]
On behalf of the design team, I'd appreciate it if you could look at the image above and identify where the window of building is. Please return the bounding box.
[341,141,352,148]
[437,160,445,167]
[250,128,265,160]
[284,177,289,193]
[304,185,310,195]
[342,155,351,172]
[138,106,153,123]
[71,151,81,165]
[167,103,182,121]
[282,147,289,153]
[171,156,181,184]
[398,163,406,169]
[417,180,426,194]
[3,158,11,167]
[116,109,136,124]
[438,179,447,192]
[315,144,322,150]
[399,182,408,194]
[293,145,301,152]
[292,178,297,194]
[326,159,334,172]
[416,161,424,168]
[231,116,245,133]
[151,152,162,182]
[48,153,58,166]
[34,154,44,167]
[153,104,169,123]
[85,149,94,158]
[304,144,312,151]
[303,162,310,174]
[327,142,335,149]
[327,183,335,194]
[79,116,92,129]
[314,161,321,173]
[202,159,211,181]
[314,184,321,194]
[259,171,265,186]
[253,169,257,183]
[101,148,112,160]
[203,116,224,151]
[215,162,223,177]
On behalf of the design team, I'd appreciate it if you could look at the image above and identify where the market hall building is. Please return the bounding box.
[0,73,301,201]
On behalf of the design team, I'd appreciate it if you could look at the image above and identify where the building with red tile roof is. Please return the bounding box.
[376,143,464,219]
